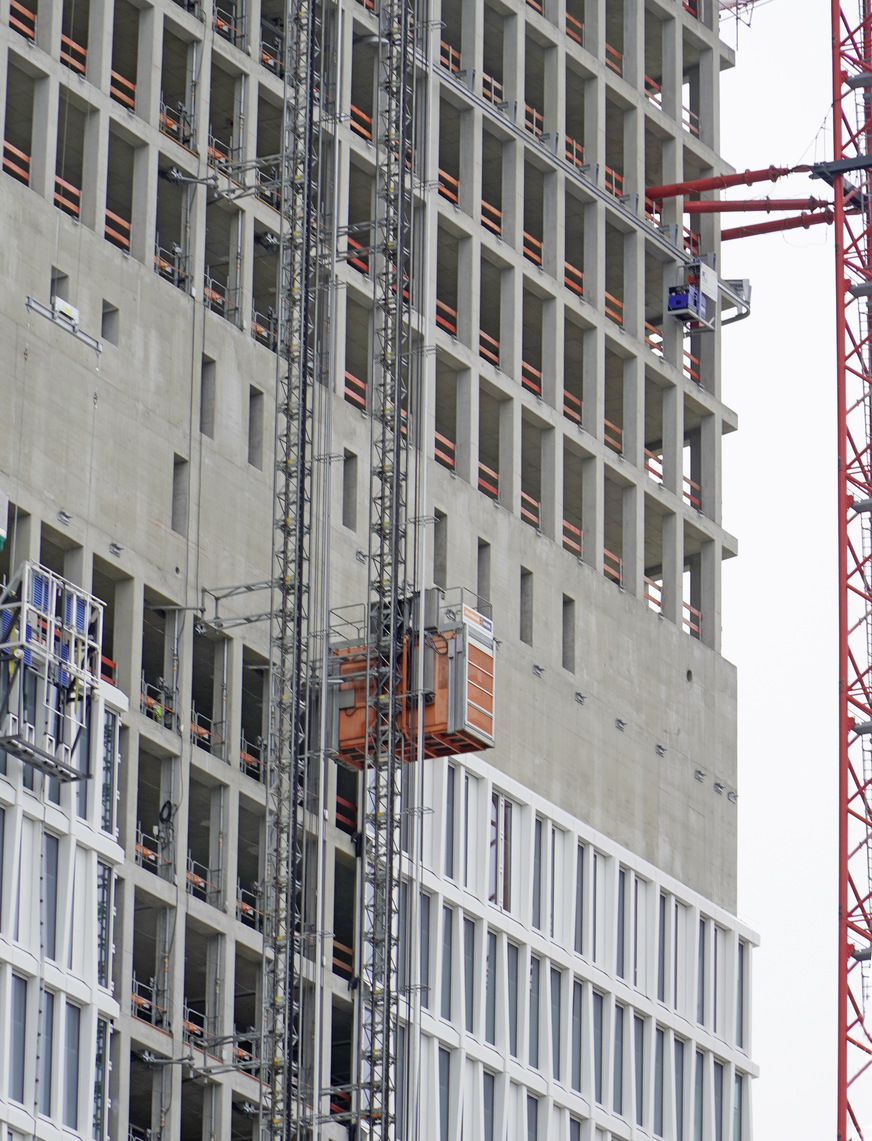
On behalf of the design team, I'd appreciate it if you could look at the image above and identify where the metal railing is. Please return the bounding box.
[190,704,226,759]
[563,520,583,557]
[186,854,222,906]
[237,883,263,930]
[131,973,167,1026]
[240,733,265,781]
[140,675,179,730]
[604,548,623,587]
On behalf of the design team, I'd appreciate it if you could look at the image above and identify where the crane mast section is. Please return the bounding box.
[834,2,872,1138]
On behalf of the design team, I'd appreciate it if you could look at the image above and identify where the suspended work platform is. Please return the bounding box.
[0,561,104,781]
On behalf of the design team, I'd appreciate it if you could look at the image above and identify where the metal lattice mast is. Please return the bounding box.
[262,0,328,1134]
[834,1,872,1137]
[355,0,415,1136]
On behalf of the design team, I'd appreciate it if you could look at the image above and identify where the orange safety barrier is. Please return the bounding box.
[521,360,542,396]
[440,40,460,74]
[482,72,503,106]
[563,389,582,425]
[9,0,36,38]
[481,198,502,235]
[344,370,367,410]
[213,10,242,41]
[604,165,624,198]
[683,601,702,637]
[336,793,356,834]
[604,547,623,586]
[332,938,354,980]
[523,231,542,266]
[564,260,584,297]
[566,12,583,45]
[207,136,232,167]
[684,348,701,384]
[565,135,584,169]
[684,226,700,256]
[435,298,457,335]
[54,175,81,218]
[521,491,540,528]
[478,461,499,500]
[349,103,373,141]
[645,322,663,356]
[356,0,375,9]
[645,75,662,107]
[438,168,459,204]
[435,430,456,470]
[479,329,500,367]
[527,0,543,11]
[3,140,31,185]
[105,208,131,251]
[683,0,699,15]
[110,70,136,110]
[604,290,623,326]
[644,449,663,482]
[101,655,117,683]
[605,42,623,76]
[60,33,87,74]
[346,235,369,274]
[683,105,700,137]
[604,417,623,454]
[644,576,663,611]
[524,103,544,138]
[683,475,702,509]
[563,519,582,556]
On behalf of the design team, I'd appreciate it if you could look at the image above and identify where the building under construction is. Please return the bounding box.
[0,0,757,1138]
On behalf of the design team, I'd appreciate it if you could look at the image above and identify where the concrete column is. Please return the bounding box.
[622,482,642,598]
[623,352,643,469]
[89,0,114,88]
[137,2,161,123]
[456,366,475,485]
[540,424,557,541]
[63,543,90,591]
[583,454,602,572]
[500,396,519,516]
[501,137,521,252]
[661,509,680,627]
[541,293,559,410]
[457,234,474,347]
[501,263,520,382]
[82,105,109,232]
[541,165,562,282]
[662,381,681,497]
[700,537,719,651]
[30,75,58,200]
[132,137,158,264]
[504,9,522,108]
[623,0,643,90]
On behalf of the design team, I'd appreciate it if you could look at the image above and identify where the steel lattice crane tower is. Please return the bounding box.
[832,2,872,1136]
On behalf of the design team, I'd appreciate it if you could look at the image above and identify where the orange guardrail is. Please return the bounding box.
[644,449,663,482]
[564,389,582,425]
[684,475,702,509]
[60,33,86,74]
[563,519,582,556]
[110,70,136,110]
[645,75,662,107]
[521,360,542,396]
[565,135,584,169]
[482,72,503,106]
[644,576,662,612]
[9,0,36,39]
[604,165,624,198]
[478,461,499,500]
[435,430,456,470]
[604,417,623,454]
[105,208,131,251]
[435,298,457,335]
[605,42,622,76]
[524,103,544,137]
[349,103,373,141]
[2,140,30,185]
[54,175,81,218]
[683,601,702,637]
[438,168,459,204]
[564,260,584,297]
[479,329,500,367]
[440,40,460,73]
[521,491,540,527]
[604,547,623,586]
[344,370,367,410]
[645,323,663,356]
[604,290,623,325]
[481,198,502,235]
[566,12,583,45]
[523,231,542,266]
[347,235,369,274]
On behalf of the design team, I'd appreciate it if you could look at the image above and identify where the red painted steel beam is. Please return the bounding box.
[683,197,831,213]
[645,165,806,200]
[721,209,835,241]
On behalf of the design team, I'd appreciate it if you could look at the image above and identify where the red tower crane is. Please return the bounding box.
[647,5,872,1132]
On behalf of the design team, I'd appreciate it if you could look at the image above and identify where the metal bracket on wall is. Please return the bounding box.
[25,296,102,355]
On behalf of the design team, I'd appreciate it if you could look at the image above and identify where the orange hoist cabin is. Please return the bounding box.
[330,589,495,768]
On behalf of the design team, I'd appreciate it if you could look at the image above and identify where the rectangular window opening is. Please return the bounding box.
[248,385,264,468]
[342,450,358,529]
[520,567,533,645]
[172,454,188,534]
[200,356,216,437]
[562,594,575,671]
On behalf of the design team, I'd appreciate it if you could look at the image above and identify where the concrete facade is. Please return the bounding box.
[0,0,756,1137]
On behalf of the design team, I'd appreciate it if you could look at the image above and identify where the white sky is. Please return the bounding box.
[718,2,838,1137]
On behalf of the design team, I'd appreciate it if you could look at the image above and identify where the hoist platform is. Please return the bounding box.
[330,589,495,767]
